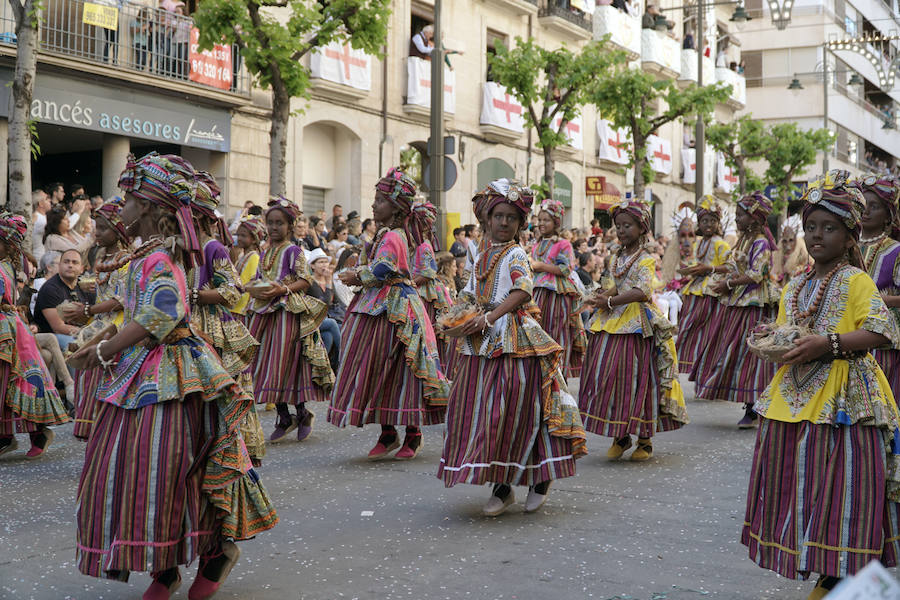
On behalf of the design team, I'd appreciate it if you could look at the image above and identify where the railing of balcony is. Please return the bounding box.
[0,0,250,96]
[539,0,593,30]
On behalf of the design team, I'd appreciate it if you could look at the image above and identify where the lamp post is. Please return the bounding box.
[430,0,445,240]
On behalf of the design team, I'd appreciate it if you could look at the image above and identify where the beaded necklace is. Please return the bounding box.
[860,231,888,246]
[123,238,164,266]
[791,261,846,323]
[476,241,516,282]
[261,241,289,276]
[614,245,643,279]
[863,237,891,274]
[695,236,715,264]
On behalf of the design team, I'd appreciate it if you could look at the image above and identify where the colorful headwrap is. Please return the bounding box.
[802,170,865,240]
[407,198,439,250]
[610,196,652,233]
[850,173,900,238]
[238,216,267,244]
[92,196,129,244]
[118,152,215,267]
[265,195,300,223]
[473,178,535,221]
[539,198,565,225]
[696,195,722,221]
[375,167,418,215]
[0,212,27,251]
[736,191,776,250]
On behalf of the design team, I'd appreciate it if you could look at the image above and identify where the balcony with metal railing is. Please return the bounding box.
[486,0,539,15]
[0,0,250,99]
[539,0,593,40]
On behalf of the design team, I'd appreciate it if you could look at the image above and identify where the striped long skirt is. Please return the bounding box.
[0,361,69,435]
[328,312,446,428]
[73,367,103,440]
[742,418,900,579]
[76,396,220,580]
[677,295,715,375]
[693,304,776,403]
[533,288,585,378]
[248,310,330,406]
[873,348,900,400]
[423,300,460,380]
[437,354,576,487]
[578,331,683,439]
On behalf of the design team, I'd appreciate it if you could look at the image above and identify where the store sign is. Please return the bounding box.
[189,27,232,91]
[0,71,231,152]
[82,2,118,30]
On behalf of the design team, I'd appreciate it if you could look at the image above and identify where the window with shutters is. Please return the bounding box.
[743,50,762,87]
[303,186,326,215]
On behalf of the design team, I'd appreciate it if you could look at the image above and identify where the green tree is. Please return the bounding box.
[488,37,625,199]
[193,0,391,195]
[587,68,731,201]
[706,114,769,197]
[763,122,833,217]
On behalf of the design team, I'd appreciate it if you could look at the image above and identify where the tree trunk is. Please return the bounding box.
[632,133,646,201]
[268,86,290,196]
[736,158,747,195]
[543,144,554,200]
[8,0,39,223]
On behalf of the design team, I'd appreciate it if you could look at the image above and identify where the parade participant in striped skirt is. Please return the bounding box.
[676,195,730,374]
[66,197,131,441]
[189,192,266,465]
[853,174,900,397]
[231,217,265,320]
[577,197,689,462]
[74,153,277,600]
[328,168,449,460]
[247,196,334,443]
[438,179,586,516]
[0,213,70,459]
[742,171,900,600]
[530,198,586,377]
[693,192,780,428]
[410,204,459,378]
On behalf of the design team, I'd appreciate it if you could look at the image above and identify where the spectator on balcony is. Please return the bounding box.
[716,48,727,68]
[155,0,179,76]
[409,24,463,70]
[737,59,745,74]
[683,31,695,50]
[173,4,190,79]
[642,5,658,29]
[130,8,152,69]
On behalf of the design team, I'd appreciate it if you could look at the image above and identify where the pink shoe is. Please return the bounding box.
[394,433,423,460]
[143,569,181,600]
[188,541,240,600]
[367,432,400,461]
[25,428,54,460]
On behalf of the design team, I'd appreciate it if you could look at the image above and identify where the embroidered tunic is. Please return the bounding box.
[530,237,580,296]
[682,236,730,296]
[720,236,780,307]
[863,238,900,349]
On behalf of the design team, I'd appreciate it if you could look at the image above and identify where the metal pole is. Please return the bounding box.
[822,46,829,173]
[430,0,446,243]
[695,0,705,203]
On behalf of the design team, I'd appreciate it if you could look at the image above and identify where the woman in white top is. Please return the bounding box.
[43,209,92,256]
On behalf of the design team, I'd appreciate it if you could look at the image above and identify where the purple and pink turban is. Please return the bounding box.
[473,179,535,222]
[539,198,565,225]
[610,196,652,233]
[92,196,130,245]
[802,170,865,240]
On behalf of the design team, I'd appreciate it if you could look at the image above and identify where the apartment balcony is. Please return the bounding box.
[715,67,746,109]
[0,0,250,101]
[485,0,539,15]
[480,81,525,143]
[641,29,680,79]
[593,5,641,60]
[403,56,456,119]
[677,49,714,88]
[309,41,372,101]
[538,1,593,40]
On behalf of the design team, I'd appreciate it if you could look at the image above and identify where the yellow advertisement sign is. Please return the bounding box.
[82,3,118,31]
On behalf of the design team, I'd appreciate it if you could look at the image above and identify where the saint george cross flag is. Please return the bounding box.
[310,41,372,91]
[552,112,584,150]
[681,148,696,184]
[596,119,630,165]
[406,57,456,114]
[647,134,673,175]
[480,82,525,133]
[717,152,738,194]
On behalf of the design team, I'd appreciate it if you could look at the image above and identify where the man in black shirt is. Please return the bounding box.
[34,249,94,352]
[576,252,594,287]
[449,227,467,257]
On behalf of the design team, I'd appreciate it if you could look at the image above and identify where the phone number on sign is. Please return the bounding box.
[190,61,232,83]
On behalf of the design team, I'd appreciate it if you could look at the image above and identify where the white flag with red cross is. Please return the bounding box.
[596,119,630,165]
[717,152,738,193]
[406,57,456,113]
[310,41,372,91]
[551,112,583,150]
[480,82,525,133]
[681,148,696,184]
[647,134,673,175]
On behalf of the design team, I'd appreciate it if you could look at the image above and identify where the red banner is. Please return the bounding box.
[189,27,232,90]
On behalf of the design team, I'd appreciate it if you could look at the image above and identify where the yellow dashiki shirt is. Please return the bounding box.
[231,250,260,316]
[588,252,688,424]
[721,235,780,307]
[682,236,730,297]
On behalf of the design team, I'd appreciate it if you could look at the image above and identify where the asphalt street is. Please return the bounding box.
[0,379,854,600]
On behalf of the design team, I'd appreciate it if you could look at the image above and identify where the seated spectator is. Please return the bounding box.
[307,216,328,252]
[43,208,92,256]
[642,4,659,29]
[293,215,311,250]
[33,249,94,354]
[449,227,467,257]
[360,218,377,245]
[453,255,467,291]
[333,247,360,309]
[576,252,595,288]
[435,251,457,296]
[347,218,363,246]
[327,222,350,256]
[307,248,342,369]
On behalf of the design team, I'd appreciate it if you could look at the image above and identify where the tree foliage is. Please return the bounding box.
[764,122,833,213]
[193,0,391,195]
[488,37,625,198]
[588,67,731,200]
[706,114,769,197]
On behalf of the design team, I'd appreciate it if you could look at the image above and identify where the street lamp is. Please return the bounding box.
[787,77,803,90]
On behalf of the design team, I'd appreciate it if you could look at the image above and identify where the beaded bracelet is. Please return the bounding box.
[190,288,200,305]
[828,333,841,359]
[83,303,91,318]
[96,340,117,370]
[725,279,734,291]
[607,296,613,310]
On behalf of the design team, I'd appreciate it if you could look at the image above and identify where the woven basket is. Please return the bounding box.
[746,323,813,363]
[436,304,482,338]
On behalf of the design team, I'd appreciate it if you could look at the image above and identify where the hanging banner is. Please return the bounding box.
[406,57,456,114]
[717,152,738,194]
[479,81,524,133]
[189,27,232,90]
[552,112,583,150]
[681,148,696,184]
[595,5,641,57]
[310,41,371,91]
[647,134,673,175]
[82,2,118,30]
[596,119,630,165]
[641,30,681,76]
